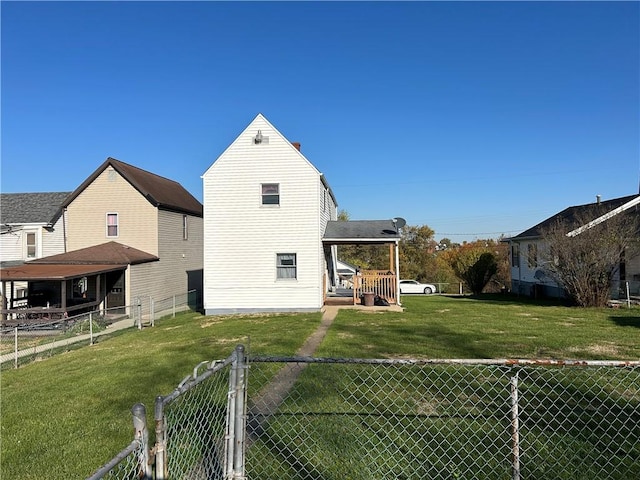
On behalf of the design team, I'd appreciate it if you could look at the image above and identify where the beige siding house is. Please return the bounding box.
[61,158,204,311]
[202,114,338,314]
[1,158,203,320]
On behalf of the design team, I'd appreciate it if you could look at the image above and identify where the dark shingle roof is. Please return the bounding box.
[0,192,71,225]
[61,157,202,217]
[512,194,639,240]
[323,220,401,244]
[30,241,158,265]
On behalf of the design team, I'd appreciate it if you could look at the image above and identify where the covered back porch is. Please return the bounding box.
[323,219,403,307]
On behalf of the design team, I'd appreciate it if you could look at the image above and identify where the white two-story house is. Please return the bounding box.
[202,114,339,314]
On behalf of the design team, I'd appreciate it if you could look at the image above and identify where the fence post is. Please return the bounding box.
[154,396,167,480]
[132,403,152,479]
[626,281,631,308]
[225,344,247,479]
[151,298,155,327]
[14,327,18,369]
[172,295,176,318]
[510,370,521,480]
[233,344,247,478]
[89,311,94,345]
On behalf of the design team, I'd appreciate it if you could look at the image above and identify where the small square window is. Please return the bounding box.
[262,183,279,205]
[277,253,297,279]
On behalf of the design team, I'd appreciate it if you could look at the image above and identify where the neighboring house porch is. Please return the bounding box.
[0,242,158,325]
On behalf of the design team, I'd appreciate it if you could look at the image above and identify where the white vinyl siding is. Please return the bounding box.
[203,114,327,313]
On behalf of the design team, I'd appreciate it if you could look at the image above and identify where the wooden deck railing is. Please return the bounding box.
[354,271,397,305]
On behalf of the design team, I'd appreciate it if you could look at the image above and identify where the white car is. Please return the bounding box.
[399,280,437,294]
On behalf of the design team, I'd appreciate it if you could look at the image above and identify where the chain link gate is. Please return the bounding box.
[88,347,639,479]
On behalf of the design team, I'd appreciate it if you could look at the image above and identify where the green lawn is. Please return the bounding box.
[1,295,639,479]
[319,295,640,359]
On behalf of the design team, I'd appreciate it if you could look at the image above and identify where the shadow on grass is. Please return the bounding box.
[610,316,640,328]
[450,293,572,308]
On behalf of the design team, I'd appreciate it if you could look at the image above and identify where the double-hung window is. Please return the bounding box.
[182,215,188,240]
[106,213,119,237]
[25,231,37,259]
[527,243,538,269]
[262,183,279,205]
[511,244,520,268]
[277,253,297,279]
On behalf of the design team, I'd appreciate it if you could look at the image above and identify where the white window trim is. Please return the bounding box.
[276,253,297,280]
[24,229,39,259]
[261,183,280,206]
[106,212,119,238]
[183,215,188,240]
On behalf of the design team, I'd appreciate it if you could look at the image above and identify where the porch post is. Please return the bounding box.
[389,243,394,272]
[395,240,401,306]
[61,280,67,311]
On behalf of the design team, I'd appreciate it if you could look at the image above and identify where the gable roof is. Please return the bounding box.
[30,241,158,265]
[205,113,338,207]
[1,192,71,225]
[323,220,402,244]
[510,194,640,240]
[61,157,202,217]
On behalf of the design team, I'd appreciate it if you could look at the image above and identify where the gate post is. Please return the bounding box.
[225,344,247,479]
[154,396,167,480]
[132,403,152,479]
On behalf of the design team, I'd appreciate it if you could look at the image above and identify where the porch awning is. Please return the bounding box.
[0,263,127,282]
[323,220,401,245]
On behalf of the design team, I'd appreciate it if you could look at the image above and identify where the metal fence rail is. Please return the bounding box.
[1,290,198,368]
[246,357,640,480]
[88,349,639,480]
[87,404,151,480]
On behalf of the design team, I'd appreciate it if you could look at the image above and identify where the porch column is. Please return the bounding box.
[389,243,394,272]
[61,280,67,310]
[395,241,401,306]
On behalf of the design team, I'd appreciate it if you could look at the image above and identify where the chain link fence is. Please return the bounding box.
[88,348,640,480]
[1,290,199,369]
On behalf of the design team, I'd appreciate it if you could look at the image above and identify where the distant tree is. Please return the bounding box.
[443,242,499,295]
[436,238,459,251]
[399,225,438,281]
[539,208,639,307]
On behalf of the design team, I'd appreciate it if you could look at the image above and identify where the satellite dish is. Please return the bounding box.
[392,217,406,229]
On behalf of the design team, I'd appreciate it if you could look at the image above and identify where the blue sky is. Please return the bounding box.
[2,1,639,243]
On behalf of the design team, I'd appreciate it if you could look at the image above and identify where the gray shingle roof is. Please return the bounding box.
[323,220,401,244]
[0,192,71,225]
[511,194,639,240]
